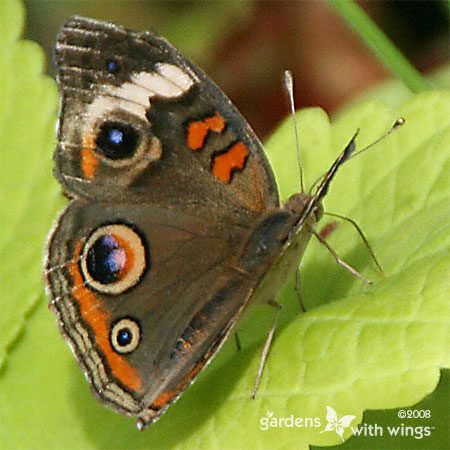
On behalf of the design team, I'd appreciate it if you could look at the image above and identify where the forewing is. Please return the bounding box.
[55,17,279,224]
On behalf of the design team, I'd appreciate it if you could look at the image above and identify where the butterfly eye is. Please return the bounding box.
[110,318,141,354]
[81,224,147,294]
[106,58,119,74]
[95,122,140,160]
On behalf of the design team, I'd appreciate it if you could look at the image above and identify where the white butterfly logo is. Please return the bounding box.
[320,406,356,441]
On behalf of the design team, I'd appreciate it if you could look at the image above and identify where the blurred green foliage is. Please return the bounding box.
[1,1,449,449]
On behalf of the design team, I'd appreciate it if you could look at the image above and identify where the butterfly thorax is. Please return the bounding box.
[229,192,322,309]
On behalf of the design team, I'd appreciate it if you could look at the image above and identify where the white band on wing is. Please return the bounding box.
[87,63,195,120]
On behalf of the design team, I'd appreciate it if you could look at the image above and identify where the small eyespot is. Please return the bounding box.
[81,224,147,294]
[110,318,141,354]
[106,59,119,74]
[95,121,140,160]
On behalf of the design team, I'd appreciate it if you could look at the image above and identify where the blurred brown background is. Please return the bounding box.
[24,0,448,139]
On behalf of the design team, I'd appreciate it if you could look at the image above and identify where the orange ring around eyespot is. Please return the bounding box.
[81,134,99,179]
[80,224,147,295]
[69,242,143,392]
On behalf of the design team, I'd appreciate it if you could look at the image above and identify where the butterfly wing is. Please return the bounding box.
[55,16,279,224]
[49,16,308,428]
[45,201,295,427]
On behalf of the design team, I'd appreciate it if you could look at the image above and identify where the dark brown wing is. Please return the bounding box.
[55,16,279,225]
[45,201,295,427]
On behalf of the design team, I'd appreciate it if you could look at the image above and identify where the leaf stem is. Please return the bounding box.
[329,0,432,93]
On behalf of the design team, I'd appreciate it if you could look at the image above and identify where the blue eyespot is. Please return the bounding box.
[86,234,126,284]
[95,122,139,160]
[108,128,124,145]
[110,318,141,354]
[106,59,119,73]
[117,328,132,346]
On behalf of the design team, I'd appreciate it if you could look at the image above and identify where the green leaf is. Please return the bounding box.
[0,0,60,369]
[1,0,448,447]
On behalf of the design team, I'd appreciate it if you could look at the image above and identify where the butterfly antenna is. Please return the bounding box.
[314,130,359,203]
[308,118,406,195]
[284,70,305,193]
[351,117,405,160]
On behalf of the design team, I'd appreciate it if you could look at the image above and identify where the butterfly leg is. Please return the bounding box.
[295,268,306,312]
[323,212,384,276]
[308,224,372,284]
[251,299,282,399]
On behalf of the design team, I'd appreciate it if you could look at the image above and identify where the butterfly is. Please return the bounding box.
[45,16,401,430]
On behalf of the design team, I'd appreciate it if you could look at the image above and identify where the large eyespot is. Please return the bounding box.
[81,111,163,181]
[95,122,140,160]
[110,318,141,354]
[80,224,147,294]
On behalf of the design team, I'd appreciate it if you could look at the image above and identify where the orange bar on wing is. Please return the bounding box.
[204,113,225,133]
[151,360,205,409]
[212,142,248,183]
[186,113,226,151]
[187,121,209,150]
[81,134,98,179]
[69,242,142,392]
[151,390,176,409]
